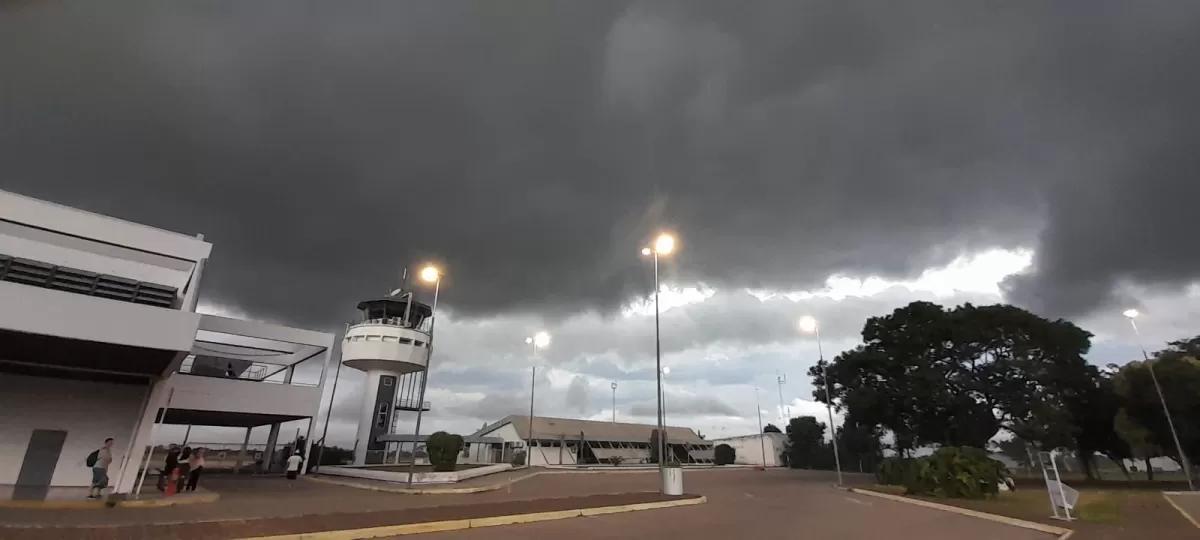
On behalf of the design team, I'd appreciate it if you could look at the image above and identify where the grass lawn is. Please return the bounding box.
[859,484,1200,539]
[862,484,1122,524]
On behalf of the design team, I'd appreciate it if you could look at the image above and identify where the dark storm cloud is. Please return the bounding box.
[3,1,1199,327]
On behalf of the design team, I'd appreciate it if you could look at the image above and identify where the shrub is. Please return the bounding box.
[426,432,465,472]
[715,444,737,465]
[610,456,625,467]
[904,446,1007,499]
[510,450,526,467]
[876,456,918,486]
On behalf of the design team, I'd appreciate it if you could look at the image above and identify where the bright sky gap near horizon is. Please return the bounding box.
[3,1,1199,446]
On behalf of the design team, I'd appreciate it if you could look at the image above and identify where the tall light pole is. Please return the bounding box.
[314,323,349,472]
[1122,309,1194,490]
[610,382,618,423]
[642,233,676,486]
[660,366,671,426]
[525,331,550,466]
[776,371,788,424]
[406,265,441,487]
[800,315,843,486]
[755,387,768,468]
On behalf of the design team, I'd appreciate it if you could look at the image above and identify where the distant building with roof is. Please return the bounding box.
[710,433,788,467]
[469,415,714,466]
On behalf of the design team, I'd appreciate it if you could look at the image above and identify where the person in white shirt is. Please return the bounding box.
[87,437,115,499]
[286,452,303,480]
[186,449,206,491]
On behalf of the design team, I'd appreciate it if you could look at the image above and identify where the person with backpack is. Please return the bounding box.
[86,438,114,499]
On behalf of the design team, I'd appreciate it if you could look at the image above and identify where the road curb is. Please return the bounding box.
[0,489,219,509]
[305,466,747,495]
[849,488,1072,539]
[303,470,546,494]
[238,495,707,539]
[1163,492,1200,530]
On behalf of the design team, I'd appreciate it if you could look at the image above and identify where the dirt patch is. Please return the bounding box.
[3,492,698,540]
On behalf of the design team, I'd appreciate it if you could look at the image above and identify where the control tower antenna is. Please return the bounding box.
[398,267,413,327]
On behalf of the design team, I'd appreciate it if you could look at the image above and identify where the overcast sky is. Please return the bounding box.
[3,1,1199,446]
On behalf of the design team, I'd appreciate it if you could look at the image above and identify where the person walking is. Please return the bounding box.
[285,451,303,480]
[86,437,114,499]
[186,449,206,491]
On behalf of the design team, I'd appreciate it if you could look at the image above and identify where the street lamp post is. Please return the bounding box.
[800,315,843,486]
[525,331,550,466]
[610,382,618,423]
[660,366,670,429]
[642,233,675,486]
[1122,309,1195,491]
[315,323,349,472]
[776,371,788,424]
[755,387,768,468]
[406,265,442,487]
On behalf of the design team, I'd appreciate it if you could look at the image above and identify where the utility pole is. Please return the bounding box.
[776,371,788,424]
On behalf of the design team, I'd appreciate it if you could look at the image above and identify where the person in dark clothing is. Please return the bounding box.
[161,445,182,491]
[175,447,192,493]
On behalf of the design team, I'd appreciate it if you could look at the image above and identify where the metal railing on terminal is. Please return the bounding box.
[177,355,319,387]
[395,398,432,411]
[351,316,432,333]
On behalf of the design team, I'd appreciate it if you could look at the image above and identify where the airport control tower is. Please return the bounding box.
[342,293,433,465]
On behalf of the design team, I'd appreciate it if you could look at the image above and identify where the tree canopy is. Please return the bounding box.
[811,302,1095,450]
[809,300,1199,482]
[1111,338,1200,471]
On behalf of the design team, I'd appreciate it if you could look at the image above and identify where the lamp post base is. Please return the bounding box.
[662,467,683,495]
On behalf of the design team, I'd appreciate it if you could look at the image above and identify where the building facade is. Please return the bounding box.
[471,415,714,466]
[710,433,787,467]
[0,190,334,500]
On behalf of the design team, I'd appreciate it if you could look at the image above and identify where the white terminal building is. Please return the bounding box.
[0,190,334,501]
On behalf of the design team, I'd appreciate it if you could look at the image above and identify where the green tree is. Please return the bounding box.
[1112,341,1200,477]
[785,416,831,469]
[812,301,1098,461]
[838,414,884,473]
[763,424,782,434]
[1114,408,1161,480]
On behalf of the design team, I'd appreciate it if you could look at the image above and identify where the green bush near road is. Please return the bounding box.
[876,456,918,486]
[715,444,736,465]
[904,447,1008,499]
[426,432,465,472]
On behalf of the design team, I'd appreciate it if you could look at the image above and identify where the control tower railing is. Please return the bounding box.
[351,316,432,333]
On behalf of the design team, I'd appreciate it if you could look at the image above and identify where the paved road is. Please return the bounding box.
[0,468,710,527]
[400,470,1054,540]
[1166,493,1200,528]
